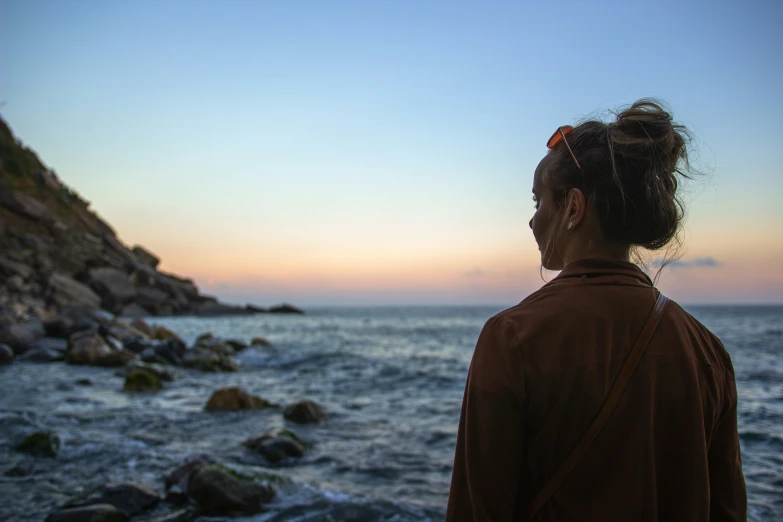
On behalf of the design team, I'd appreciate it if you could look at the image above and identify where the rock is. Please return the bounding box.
[149,324,180,342]
[107,319,150,344]
[146,509,195,522]
[18,347,64,362]
[136,286,170,312]
[245,304,267,313]
[243,428,307,463]
[165,456,212,502]
[205,387,275,411]
[45,504,128,522]
[129,318,153,336]
[93,348,136,367]
[268,303,304,314]
[250,337,271,346]
[192,301,250,316]
[124,369,163,392]
[154,338,186,365]
[4,460,34,477]
[48,273,102,310]
[16,431,60,457]
[225,339,248,352]
[1,319,45,354]
[187,464,274,516]
[0,255,34,279]
[30,337,69,353]
[0,343,14,364]
[0,190,51,221]
[119,302,150,318]
[88,267,137,312]
[124,338,153,354]
[284,400,326,424]
[75,378,92,386]
[132,245,160,269]
[66,330,112,365]
[62,482,161,517]
[119,361,176,381]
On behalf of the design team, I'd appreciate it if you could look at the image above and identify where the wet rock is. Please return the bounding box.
[187,464,274,516]
[182,349,238,372]
[250,337,271,346]
[156,338,186,363]
[243,428,307,463]
[225,339,248,352]
[45,504,128,522]
[47,273,102,310]
[0,343,13,364]
[125,338,154,354]
[16,431,60,457]
[1,319,45,354]
[205,387,275,411]
[108,319,150,344]
[66,329,134,366]
[62,482,161,517]
[194,332,215,346]
[284,400,326,424]
[268,303,304,314]
[30,336,69,353]
[18,347,64,362]
[75,378,92,386]
[124,369,163,392]
[129,318,153,337]
[164,456,214,502]
[147,508,196,522]
[150,324,180,342]
[118,361,176,381]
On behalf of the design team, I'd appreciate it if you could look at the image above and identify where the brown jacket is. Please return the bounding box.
[446,259,746,522]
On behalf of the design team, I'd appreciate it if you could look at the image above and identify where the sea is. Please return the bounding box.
[1,305,781,521]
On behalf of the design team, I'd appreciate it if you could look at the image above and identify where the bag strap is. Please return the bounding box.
[522,292,670,522]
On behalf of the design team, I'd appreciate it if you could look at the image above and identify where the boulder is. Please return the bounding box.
[124,369,163,392]
[135,287,170,312]
[250,337,271,346]
[129,318,153,336]
[149,324,180,342]
[62,482,161,517]
[153,338,187,365]
[187,464,274,516]
[0,255,34,279]
[205,387,275,411]
[1,319,45,354]
[93,348,136,367]
[16,431,60,457]
[120,302,150,318]
[88,267,137,312]
[45,504,128,522]
[66,330,112,365]
[284,400,326,424]
[182,349,238,372]
[268,303,304,314]
[18,347,64,363]
[108,319,150,345]
[164,456,213,502]
[30,337,69,353]
[48,273,102,309]
[0,190,51,221]
[119,361,176,382]
[0,343,14,364]
[132,245,160,269]
[243,428,307,463]
[225,339,248,352]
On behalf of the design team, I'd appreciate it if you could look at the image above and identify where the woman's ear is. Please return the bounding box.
[567,188,587,227]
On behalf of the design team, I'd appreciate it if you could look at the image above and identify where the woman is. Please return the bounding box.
[446,100,746,521]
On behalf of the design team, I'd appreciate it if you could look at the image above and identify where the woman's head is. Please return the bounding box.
[530,99,692,271]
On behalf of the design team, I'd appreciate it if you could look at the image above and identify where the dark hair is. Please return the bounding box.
[547,99,692,252]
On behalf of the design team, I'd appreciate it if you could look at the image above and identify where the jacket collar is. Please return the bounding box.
[548,258,654,287]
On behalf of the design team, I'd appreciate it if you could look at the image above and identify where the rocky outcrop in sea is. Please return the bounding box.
[0,116,303,326]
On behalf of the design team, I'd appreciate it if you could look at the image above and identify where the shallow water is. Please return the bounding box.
[0,305,780,521]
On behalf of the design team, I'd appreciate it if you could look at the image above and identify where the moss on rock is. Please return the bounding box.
[16,431,60,457]
[124,369,162,392]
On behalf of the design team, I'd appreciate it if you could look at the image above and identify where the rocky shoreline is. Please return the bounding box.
[0,116,302,324]
[2,307,326,520]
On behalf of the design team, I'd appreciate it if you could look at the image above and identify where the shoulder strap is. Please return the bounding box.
[522,292,670,522]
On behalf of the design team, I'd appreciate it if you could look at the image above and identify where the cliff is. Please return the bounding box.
[0,117,300,320]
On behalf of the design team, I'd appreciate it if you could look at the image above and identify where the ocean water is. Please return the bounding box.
[0,305,781,521]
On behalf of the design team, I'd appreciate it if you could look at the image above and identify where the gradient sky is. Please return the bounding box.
[1,0,781,305]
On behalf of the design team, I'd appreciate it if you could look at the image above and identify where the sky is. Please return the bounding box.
[1,0,781,306]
